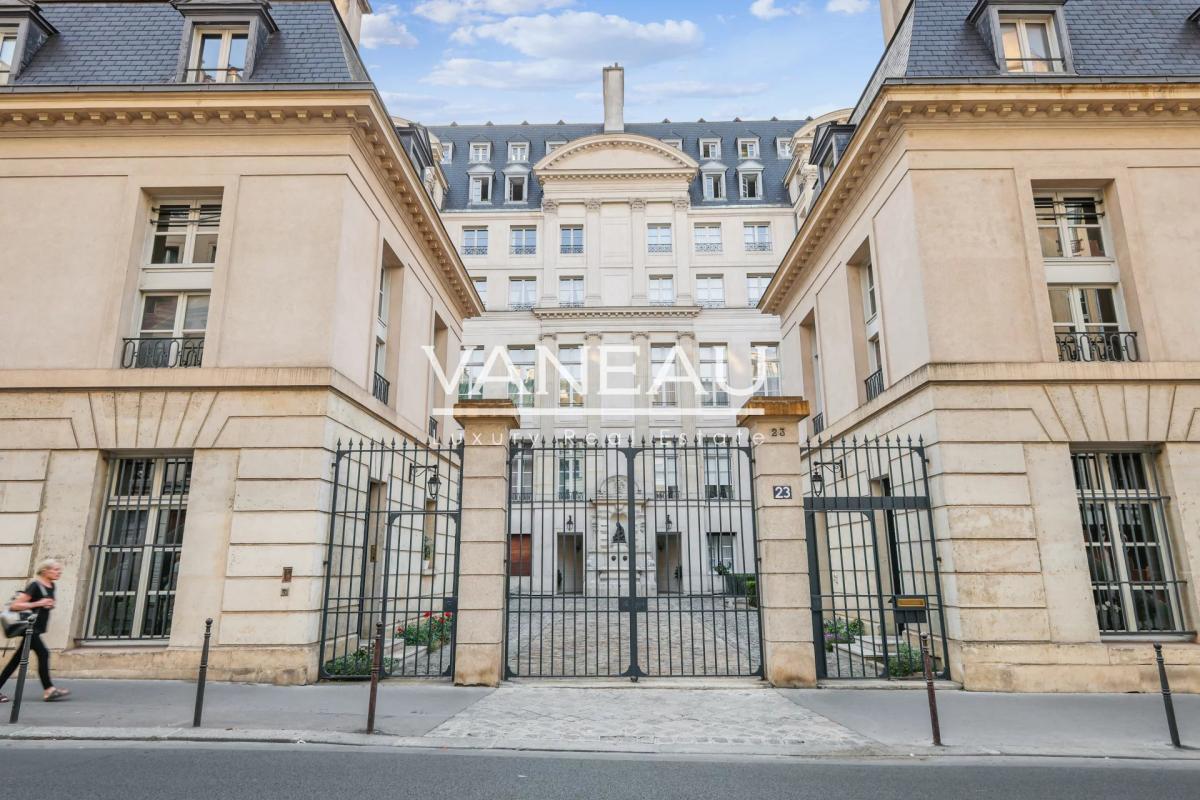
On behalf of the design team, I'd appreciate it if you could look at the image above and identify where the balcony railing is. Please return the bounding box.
[811,412,825,436]
[1056,331,1140,363]
[372,371,390,404]
[868,371,888,402]
[864,368,884,401]
[649,299,676,307]
[428,416,439,439]
[183,67,244,84]
[694,242,722,254]
[647,243,672,254]
[510,244,537,256]
[510,300,536,311]
[559,299,584,308]
[698,299,725,309]
[121,337,204,369]
[462,245,488,256]
[560,244,583,255]
[745,241,772,253]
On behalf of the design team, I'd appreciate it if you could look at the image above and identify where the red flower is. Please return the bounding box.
[423,611,432,618]
[444,612,453,618]
[396,627,406,635]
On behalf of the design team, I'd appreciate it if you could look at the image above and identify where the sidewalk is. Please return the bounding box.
[0,678,1195,760]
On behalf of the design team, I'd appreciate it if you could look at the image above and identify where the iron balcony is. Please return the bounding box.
[121,337,204,369]
[811,412,825,435]
[694,242,722,254]
[372,371,390,404]
[647,243,672,254]
[560,244,584,255]
[510,245,537,256]
[462,245,488,256]
[1056,331,1140,363]
[865,368,884,401]
[745,241,772,253]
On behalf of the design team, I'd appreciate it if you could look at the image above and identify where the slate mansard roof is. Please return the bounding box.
[2,1,369,88]
[853,0,1200,122]
[429,119,805,212]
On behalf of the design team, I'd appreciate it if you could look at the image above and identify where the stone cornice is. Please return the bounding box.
[534,132,699,185]
[532,305,702,321]
[762,83,1200,316]
[0,90,484,320]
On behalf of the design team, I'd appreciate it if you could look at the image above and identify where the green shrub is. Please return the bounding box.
[395,612,454,651]
[887,642,925,677]
[323,647,398,677]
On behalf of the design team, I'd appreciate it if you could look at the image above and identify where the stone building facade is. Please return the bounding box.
[762,0,1200,692]
[0,0,479,683]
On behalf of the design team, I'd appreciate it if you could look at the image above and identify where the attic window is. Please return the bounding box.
[546,140,566,154]
[440,142,453,164]
[470,143,491,162]
[700,139,721,159]
[776,138,794,159]
[187,26,248,83]
[662,138,683,150]
[0,28,15,85]
[508,142,528,162]
[998,13,1065,73]
[738,138,759,159]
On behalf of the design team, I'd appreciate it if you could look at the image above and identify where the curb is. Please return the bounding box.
[1,725,1197,761]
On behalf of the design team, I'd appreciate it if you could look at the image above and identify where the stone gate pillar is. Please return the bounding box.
[453,399,520,686]
[737,397,816,688]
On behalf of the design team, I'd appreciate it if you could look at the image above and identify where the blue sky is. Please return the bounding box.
[358,1,887,125]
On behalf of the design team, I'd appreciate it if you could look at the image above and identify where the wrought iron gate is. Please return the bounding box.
[318,437,463,680]
[505,436,762,679]
[804,436,949,680]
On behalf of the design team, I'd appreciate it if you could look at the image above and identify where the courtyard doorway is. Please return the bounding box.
[505,436,763,678]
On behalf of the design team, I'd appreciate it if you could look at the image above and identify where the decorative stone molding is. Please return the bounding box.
[533,305,702,321]
[761,87,1200,315]
[541,199,558,213]
[585,199,602,211]
[533,132,699,184]
[630,198,646,210]
[672,198,690,210]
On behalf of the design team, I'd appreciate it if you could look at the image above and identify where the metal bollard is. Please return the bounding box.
[1154,643,1182,748]
[920,632,942,746]
[193,618,213,728]
[366,621,384,734]
[7,611,38,725]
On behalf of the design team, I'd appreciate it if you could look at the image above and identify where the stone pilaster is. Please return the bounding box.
[452,399,520,686]
[632,331,650,440]
[630,198,648,303]
[585,331,602,437]
[540,199,559,306]
[585,198,602,304]
[672,197,693,304]
[737,396,814,688]
[679,330,698,438]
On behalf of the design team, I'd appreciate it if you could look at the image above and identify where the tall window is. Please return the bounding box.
[776,137,794,159]
[508,346,536,407]
[647,224,673,254]
[188,27,248,83]
[560,225,583,255]
[463,227,488,256]
[739,171,763,200]
[696,276,725,308]
[510,226,537,255]
[999,13,1064,74]
[439,142,453,164]
[751,343,781,396]
[557,456,583,500]
[1072,450,1184,634]
[1049,286,1134,362]
[148,201,221,266]
[508,142,529,162]
[699,344,729,407]
[653,444,679,499]
[703,173,725,201]
[458,347,484,400]
[743,223,771,252]
[510,444,534,500]
[373,265,390,403]
[87,456,192,639]
[557,345,584,407]
[470,142,491,162]
[506,175,527,202]
[704,445,734,499]
[0,28,17,85]
[707,533,736,573]
[651,345,677,407]
[469,175,492,203]
[863,258,878,320]
[649,276,675,306]
[508,278,537,310]
[738,138,759,159]
[746,274,771,307]
[558,277,584,307]
[472,277,488,308]
[128,294,208,368]
[700,139,721,159]
[1036,193,1106,259]
[694,223,722,253]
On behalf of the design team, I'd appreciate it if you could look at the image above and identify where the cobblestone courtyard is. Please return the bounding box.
[429,687,871,750]
[506,596,761,677]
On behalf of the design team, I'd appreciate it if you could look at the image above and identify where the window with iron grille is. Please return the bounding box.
[557,456,584,500]
[187,26,247,83]
[462,227,488,256]
[472,277,488,308]
[510,226,537,255]
[699,344,729,407]
[743,223,771,252]
[86,456,192,640]
[510,445,534,501]
[746,274,771,307]
[704,446,734,499]
[0,29,17,85]
[558,277,584,307]
[508,277,537,310]
[751,343,781,397]
[696,276,725,308]
[694,223,722,253]
[508,346,536,406]
[148,200,221,266]
[707,532,736,572]
[458,346,484,400]
[1072,449,1187,635]
[650,345,678,407]
[648,276,675,306]
[560,225,583,255]
[654,445,679,499]
[647,223,673,254]
[557,345,584,407]
[998,13,1066,74]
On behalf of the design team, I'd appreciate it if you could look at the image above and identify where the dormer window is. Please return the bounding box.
[739,172,762,200]
[703,172,725,201]
[998,13,1064,73]
[0,28,16,85]
[188,26,248,83]
[440,142,453,164]
[508,142,528,162]
[662,138,683,150]
[506,175,527,202]
[738,138,759,159]
[470,142,491,162]
[546,140,566,154]
[776,138,794,159]
[700,139,721,159]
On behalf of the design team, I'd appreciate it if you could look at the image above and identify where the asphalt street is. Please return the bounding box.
[1,741,1197,800]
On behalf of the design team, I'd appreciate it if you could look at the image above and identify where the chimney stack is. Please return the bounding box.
[603,64,624,133]
[334,0,370,45]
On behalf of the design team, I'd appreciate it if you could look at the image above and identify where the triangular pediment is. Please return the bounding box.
[534,133,698,183]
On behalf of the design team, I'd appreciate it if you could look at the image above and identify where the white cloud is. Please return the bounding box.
[413,0,574,25]
[451,11,703,63]
[750,0,790,20]
[360,6,418,49]
[426,58,594,90]
[826,0,871,13]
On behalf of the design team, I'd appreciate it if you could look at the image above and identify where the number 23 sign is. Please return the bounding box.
[772,485,793,500]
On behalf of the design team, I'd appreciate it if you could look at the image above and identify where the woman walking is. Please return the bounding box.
[0,559,70,703]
